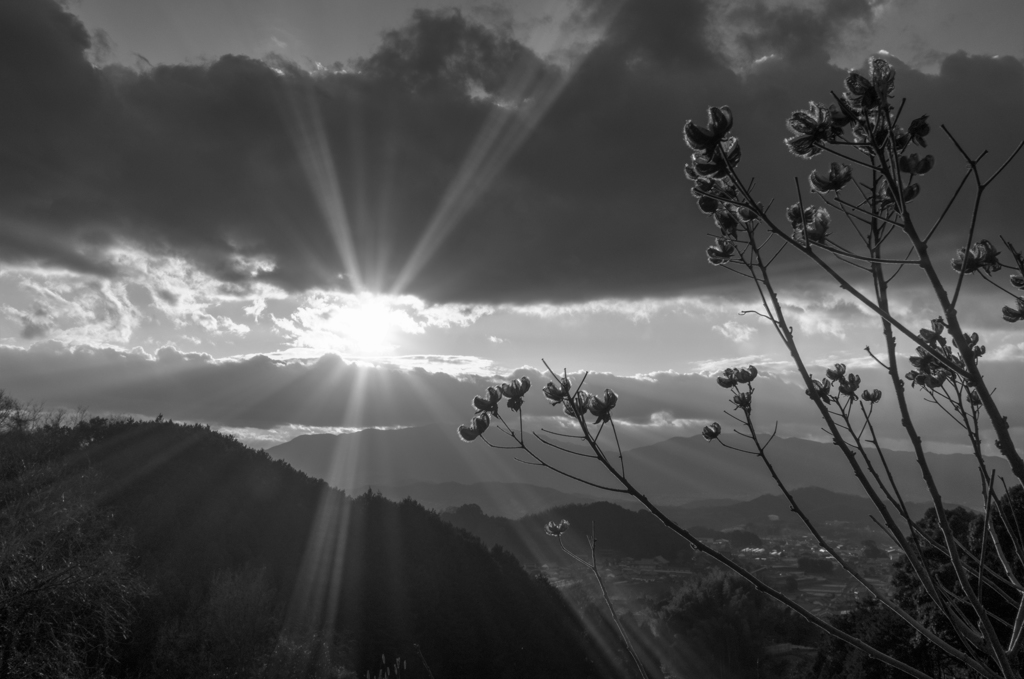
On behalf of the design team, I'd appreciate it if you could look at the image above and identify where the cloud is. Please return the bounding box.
[0,245,276,346]
[713,320,757,342]
[568,0,720,69]
[0,273,139,346]
[718,0,876,65]
[503,296,721,321]
[357,8,550,95]
[2,341,1018,454]
[20,317,50,340]
[269,290,488,355]
[0,0,1021,312]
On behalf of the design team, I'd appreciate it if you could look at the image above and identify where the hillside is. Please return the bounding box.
[1,416,617,678]
[443,501,694,567]
[269,425,1008,510]
[350,481,616,518]
[441,487,937,567]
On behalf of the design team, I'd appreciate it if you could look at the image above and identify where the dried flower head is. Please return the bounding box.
[457,413,491,442]
[707,239,736,266]
[787,204,812,227]
[1004,298,1024,323]
[564,390,591,418]
[843,58,895,112]
[951,240,1002,275]
[825,363,847,381]
[691,139,742,179]
[809,162,853,193]
[500,377,531,398]
[734,365,758,384]
[907,115,930,147]
[898,153,935,175]
[912,370,950,390]
[731,391,752,412]
[844,72,878,110]
[697,195,720,214]
[500,376,531,412]
[717,369,738,389]
[473,386,503,415]
[869,57,896,101]
[587,389,619,424]
[684,106,734,151]
[804,209,831,243]
[714,210,739,238]
[545,519,570,537]
[543,376,572,405]
[861,389,883,404]
[702,422,722,441]
[788,205,830,245]
[806,378,833,404]
[838,374,862,397]
[785,102,839,158]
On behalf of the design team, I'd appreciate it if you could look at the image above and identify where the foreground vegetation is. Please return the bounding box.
[7,388,1024,677]
[458,57,1024,678]
[0,395,616,678]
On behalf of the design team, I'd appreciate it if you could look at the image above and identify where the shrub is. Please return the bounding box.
[458,58,1024,678]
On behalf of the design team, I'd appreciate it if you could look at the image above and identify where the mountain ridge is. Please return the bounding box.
[268,424,1007,511]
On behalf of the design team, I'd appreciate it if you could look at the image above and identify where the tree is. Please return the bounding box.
[661,570,817,679]
[0,396,143,679]
[457,57,1024,678]
[818,489,1024,677]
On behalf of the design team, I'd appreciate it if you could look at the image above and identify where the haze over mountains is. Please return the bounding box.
[267,424,1009,514]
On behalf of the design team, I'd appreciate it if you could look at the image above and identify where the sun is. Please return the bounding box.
[337,297,400,355]
[277,291,428,358]
[316,292,428,356]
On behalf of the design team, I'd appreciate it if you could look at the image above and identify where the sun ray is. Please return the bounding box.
[285,361,367,631]
[388,6,626,296]
[285,79,364,292]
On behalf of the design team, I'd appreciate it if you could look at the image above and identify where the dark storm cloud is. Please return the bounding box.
[569,0,720,68]
[3,343,1018,451]
[729,0,874,63]
[358,7,549,93]
[1,0,1021,305]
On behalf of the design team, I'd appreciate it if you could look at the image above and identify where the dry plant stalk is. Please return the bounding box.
[458,58,1024,679]
[544,518,648,679]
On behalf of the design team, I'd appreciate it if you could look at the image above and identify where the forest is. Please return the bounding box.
[0,398,618,678]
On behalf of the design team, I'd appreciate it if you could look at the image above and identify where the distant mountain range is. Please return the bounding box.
[659,485,937,532]
[267,424,1009,514]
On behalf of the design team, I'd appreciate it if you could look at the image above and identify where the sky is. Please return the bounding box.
[1,0,1022,456]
